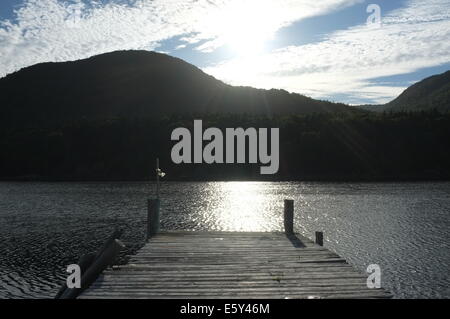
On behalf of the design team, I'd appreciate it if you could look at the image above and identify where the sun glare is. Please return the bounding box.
[216,1,277,57]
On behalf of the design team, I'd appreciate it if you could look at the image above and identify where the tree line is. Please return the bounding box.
[1,110,449,181]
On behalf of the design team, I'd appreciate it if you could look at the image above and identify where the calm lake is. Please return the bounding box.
[0,181,449,299]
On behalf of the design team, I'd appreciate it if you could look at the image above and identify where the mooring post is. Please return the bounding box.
[315,231,324,246]
[284,199,294,234]
[147,199,160,240]
[147,158,162,240]
[156,158,160,199]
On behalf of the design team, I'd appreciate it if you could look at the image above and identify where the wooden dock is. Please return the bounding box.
[80,231,391,299]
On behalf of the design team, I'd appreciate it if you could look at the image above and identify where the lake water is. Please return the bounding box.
[0,181,449,299]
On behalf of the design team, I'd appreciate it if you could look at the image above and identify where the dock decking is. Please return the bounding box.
[80,231,391,299]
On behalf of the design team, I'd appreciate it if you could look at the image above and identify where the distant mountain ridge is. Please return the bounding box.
[0,50,351,130]
[383,70,450,112]
[361,70,450,113]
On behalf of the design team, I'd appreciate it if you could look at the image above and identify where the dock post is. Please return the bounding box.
[315,231,324,246]
[147,199,160,240]
[284,199,294,234]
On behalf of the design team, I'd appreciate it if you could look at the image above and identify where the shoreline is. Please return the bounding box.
[1,176,450,183]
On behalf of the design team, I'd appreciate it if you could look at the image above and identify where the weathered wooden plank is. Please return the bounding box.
[89,282,372,289]
[83,289,389,296]
[81,290,391,299]
[98,273,367,280]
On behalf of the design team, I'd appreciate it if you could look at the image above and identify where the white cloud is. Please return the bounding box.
[204,0,450,104]
[0,0,359,77]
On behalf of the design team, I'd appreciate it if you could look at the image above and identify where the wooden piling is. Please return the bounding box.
[147,199,160,239]
[284,199,294,234]
[55,229,124,299]
[95,228,123,259]
[60,239,125,299]
[315,231,324,246]
[54,252,96,299]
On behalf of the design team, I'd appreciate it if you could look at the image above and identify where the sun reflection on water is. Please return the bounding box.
[197,181,280,231]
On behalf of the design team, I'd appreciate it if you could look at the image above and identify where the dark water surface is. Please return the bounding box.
[0,182,449,299]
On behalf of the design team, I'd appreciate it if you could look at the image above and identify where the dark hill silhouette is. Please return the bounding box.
[384,70,450,112]
[0,50,351,129]
[361,70,450,112]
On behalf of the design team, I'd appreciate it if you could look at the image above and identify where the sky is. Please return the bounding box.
[0,0,449,105]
